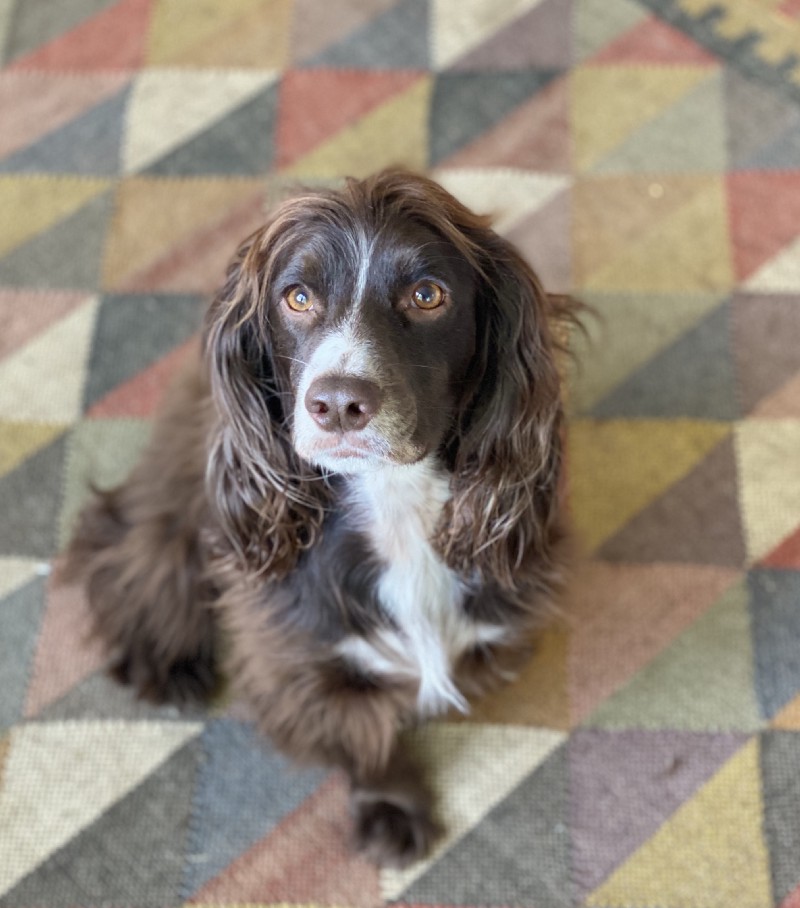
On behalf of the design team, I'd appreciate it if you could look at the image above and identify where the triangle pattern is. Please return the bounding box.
[762,526,800,570]
[593,70,727,173]
[275,69,424,168]
[0,297,98,423]
[382,723,566,899]
[289,0,398,64]
[567,417,731,551]
[591,14,717,65]
[592,301,738,420]
[586,582,760,732]
[182,719,327,896]
[0,577,47,729]
[1,738,201,907]
[0,88,129,175]
[600,435,746,566]
[0,557,42,600]
[285,77,432,178]
[144,82,279,176]
[2,0,118,62]
[504,187,572,294]
[449,0,572,71]
[124,71,276,174]
[573,0,648,62]
[398,743,571,905]
[736,420,800,562]
[0,290,88,360]
[761,731,800,903]
[570,729,747,898]
[750,569,800,721]
[0,192,113,290]
[430,69,559,164]
[191,774,381,906]
[752,371,800,419]
[586,739,772,907]
[8,0,151,71]
[0,422,66,479]
[746,111,800,171]
[307,0,430,70]
[745,233,800,292]
[567,563,742,725]
[725,68,800,168]
[0,720,201,897]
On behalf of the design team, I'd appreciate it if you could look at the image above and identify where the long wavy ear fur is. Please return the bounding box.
[203,221,329,577]
[435,214,578,592]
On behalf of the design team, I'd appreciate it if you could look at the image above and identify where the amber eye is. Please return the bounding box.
[411,281,445,310]
[285,286,313,312]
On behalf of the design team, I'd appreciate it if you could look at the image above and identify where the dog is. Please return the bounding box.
[66,169,577,868]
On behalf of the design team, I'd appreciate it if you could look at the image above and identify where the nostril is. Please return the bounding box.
[305,376,382,434]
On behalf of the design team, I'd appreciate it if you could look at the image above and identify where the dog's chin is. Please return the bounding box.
[297,437,427,476]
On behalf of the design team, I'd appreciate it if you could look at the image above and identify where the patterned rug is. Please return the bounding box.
[2,1,800,906]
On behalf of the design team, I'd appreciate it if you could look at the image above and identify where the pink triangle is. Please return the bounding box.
[728,172,800,281]
[116,191,267,295]
[781,883,800,908]
[24,562,107,718]
[275,69,424,168]
[87,338,199,420]
[190,773,381,905]
[9,0,153,71]
[505,187,572,294]
[440,75,572,172]
[567,562,741,724]
[590,14,717,65]
[0,290,88,361]
[751,372,800,418]
[761,525,800,569]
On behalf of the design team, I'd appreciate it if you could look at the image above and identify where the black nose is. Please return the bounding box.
[304,375,382,433]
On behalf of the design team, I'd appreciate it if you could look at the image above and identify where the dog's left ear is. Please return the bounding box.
[438,229,577,592]
[203,216,328,577]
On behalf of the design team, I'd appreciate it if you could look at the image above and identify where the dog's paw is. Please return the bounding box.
[352,792,439,869]
[111,644,217,707]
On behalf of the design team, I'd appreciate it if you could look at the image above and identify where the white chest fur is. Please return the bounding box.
[340,459,506,716]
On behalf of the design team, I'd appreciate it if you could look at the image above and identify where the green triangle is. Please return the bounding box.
[594,70,727,173]
[569,291,724,415]
[574,0,647,62]
[585,582,760,731]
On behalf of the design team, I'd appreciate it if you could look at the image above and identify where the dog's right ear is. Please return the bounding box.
[203,220,328,577]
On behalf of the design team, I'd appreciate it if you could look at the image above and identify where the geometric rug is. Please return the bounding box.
[2,1,800,906]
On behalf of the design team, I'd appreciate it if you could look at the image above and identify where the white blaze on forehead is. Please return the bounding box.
[297,319,378,396]
[352,228,377,307]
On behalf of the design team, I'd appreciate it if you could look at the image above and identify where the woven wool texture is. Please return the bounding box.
[1,0,800,906]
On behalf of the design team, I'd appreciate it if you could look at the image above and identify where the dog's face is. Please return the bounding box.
[266,215,478,473]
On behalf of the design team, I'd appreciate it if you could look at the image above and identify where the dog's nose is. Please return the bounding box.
[305,376,382,433]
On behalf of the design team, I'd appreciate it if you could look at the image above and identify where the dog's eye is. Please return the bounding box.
[411,281,445,310]
[285,286,314,312]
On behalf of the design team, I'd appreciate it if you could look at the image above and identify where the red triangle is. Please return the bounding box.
[10,0,153,71]
[728,171,800,281]
[761,525,800,569]
[590,14,717,65]
[190,773,381,905]
[781,882,800,908]
[440,75,571,172]
[88,338,199,420]
[275,69,424,168]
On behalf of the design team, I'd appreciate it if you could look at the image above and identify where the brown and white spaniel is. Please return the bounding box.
[66,169,577,867]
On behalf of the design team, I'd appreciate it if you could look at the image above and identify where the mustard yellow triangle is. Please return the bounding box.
[572,65,712,171]
[568,419,731,551]
[284,77,432,180]
[103,177,262,288]
[146,0,292,67]
[587,739,772,908]
[583,177,734,293]
[0,177,110,258]
[0,422,66,478]
[736,420,800,561]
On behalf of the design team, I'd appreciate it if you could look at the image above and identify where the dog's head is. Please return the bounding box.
[205,170,573,587]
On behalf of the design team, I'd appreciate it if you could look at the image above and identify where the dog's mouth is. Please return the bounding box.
[298,431,427,474]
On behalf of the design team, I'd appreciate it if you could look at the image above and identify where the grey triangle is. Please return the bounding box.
[4,0,115,60]
[145,83,279,176]
[400,744,571,907]
[745,115,800,170]
[183,719,327,896]
[0,737,201,908]
[0,86,130,175]
[0,576,47,729]
[430,69,559,164]
[83,293,203,409]
[592,302,739,420]
[725,68,800,167]
[0,433,68,559]
[0,191,114,290]
[761,730,800,903]
[306,0,429,70]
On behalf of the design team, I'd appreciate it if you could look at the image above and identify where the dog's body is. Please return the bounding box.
[67,170,575,866]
